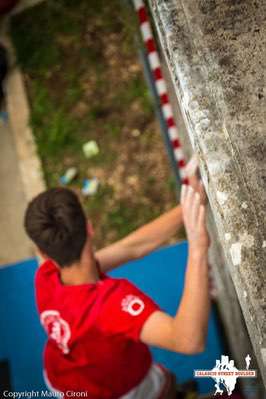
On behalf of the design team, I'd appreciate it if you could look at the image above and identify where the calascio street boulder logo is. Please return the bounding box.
[194,355,256,396]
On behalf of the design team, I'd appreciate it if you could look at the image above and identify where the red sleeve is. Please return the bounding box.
[98,279,160,341]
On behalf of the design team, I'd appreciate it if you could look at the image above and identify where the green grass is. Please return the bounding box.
[113,76,154,114]
[29,82,82,158]
[106,200,160,239]
[10,0,177,247]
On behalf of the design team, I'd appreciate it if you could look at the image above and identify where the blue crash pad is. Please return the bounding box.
[0,258,46,391]
[0,242,223,394]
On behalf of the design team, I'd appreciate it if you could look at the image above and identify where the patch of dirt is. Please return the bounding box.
[11,0,178,247]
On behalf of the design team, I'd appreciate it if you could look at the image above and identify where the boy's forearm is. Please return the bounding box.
[173,249,210,351]
[95,206,183,272]
[123,205,183,258]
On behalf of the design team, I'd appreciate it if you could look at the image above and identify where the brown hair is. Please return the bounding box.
[24,188,87,267]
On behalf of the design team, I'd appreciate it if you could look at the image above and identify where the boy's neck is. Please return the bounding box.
[59,256,99,286]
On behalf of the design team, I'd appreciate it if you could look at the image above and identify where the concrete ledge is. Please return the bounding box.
[149,0,266,387]
[4,32,46,203]
[0,23,45,264]
[6,65,46,202]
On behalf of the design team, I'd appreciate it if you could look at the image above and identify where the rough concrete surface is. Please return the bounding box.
[149,0,266,390]
[161,46,258,395]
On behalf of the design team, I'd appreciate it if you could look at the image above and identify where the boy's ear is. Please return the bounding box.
[87,220,95,238]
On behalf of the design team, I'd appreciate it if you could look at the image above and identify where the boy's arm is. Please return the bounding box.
[95,156,205,273]
[140,186,210,354]
[140,251,209,353]
[95,205,183,272]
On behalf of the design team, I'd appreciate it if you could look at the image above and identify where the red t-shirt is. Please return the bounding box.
[35,260,160,398]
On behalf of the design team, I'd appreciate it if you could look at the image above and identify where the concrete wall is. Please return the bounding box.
[0,22,45,265]
[148,0,266,393]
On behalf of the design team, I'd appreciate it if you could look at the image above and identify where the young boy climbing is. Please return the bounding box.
[24,181,210,399]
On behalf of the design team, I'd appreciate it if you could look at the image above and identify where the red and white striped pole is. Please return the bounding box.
[133,0,189,185]
[133,1,217,298]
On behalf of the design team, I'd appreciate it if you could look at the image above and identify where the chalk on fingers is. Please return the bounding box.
[187,185,194,197]
[181,184,187,204]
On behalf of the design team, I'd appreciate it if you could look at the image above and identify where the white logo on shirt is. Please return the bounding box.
[40,310,71,354]
[121,295,145,316]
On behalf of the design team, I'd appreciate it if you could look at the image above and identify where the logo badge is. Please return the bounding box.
[40,310,71,354]
[194,355,256,396]
[122,295,145,316]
